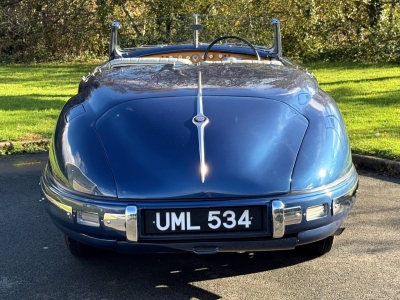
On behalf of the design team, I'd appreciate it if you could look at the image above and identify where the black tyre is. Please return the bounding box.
[64,235,95,258]
[297,236,335,256]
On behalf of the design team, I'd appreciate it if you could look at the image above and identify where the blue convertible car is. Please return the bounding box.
[40,15,358,257]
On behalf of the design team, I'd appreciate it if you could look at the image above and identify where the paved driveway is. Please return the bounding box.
[0,154,399,299]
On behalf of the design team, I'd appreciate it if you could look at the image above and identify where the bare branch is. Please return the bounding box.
[0,21,11,27]
[120,4,142,36]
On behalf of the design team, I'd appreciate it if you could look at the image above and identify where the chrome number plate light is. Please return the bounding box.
[77,211,100,227]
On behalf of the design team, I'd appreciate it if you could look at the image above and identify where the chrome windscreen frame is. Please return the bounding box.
[108,14,282,60]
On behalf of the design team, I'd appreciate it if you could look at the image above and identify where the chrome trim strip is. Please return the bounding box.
[108,57,192,68]
[192,71,209,183]
[291,164,358,194]
[45,191,73,215]
[104,213,126,232]
[272,200,285,238]
[126,206,138,242]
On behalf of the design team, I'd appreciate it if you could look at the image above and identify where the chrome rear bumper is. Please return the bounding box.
[41,164,358,253]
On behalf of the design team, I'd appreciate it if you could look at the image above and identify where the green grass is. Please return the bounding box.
[0,62,399,160]
[0,63,96,141]
[305,62,400,160]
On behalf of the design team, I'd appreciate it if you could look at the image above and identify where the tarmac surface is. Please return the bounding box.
[0,153,399,299]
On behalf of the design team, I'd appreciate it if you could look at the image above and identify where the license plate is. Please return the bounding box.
[144,206,263,234]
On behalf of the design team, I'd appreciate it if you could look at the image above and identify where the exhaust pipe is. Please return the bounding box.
[333,227,345,236]
[193,246,218,255]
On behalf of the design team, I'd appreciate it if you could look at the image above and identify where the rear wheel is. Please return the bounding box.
[297,236,335,256]
[64,235,95,258]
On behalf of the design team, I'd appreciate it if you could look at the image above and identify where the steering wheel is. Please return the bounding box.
[203,35,260,61]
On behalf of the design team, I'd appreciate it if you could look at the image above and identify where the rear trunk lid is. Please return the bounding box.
[95,95,308,199]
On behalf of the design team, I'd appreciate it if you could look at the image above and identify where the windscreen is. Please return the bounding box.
[116,15,275,50]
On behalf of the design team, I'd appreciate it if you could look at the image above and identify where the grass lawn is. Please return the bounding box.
[0,63,95,142]
[305,62,400,160]
[0,62,399,160]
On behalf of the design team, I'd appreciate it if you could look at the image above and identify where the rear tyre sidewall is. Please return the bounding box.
[297,236,335,256]
[64,235,95,258]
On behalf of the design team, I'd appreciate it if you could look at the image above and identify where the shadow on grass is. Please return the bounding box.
[0,94,67,111]
[326,86,400,107]
[0,64,95,84]
[305,61,400,71]
[321,75,400,86]
[0,64,95,72]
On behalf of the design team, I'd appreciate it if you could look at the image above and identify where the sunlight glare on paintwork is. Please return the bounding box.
[309,98,325,112]
[201,163,208,183]
[201,163,208,175]
[319,169,327,178]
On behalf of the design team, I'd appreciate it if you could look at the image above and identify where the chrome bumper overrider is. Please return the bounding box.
[272,201,285,238]
[41,164,358,252]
